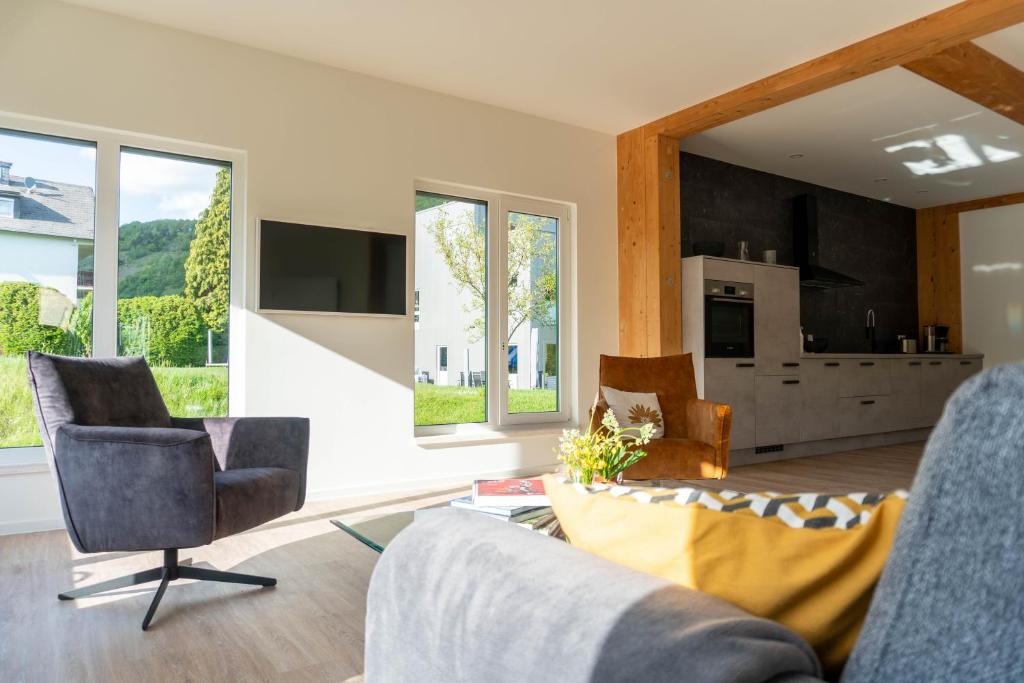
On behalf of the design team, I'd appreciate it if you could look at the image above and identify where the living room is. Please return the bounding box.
[1,1,1023,681]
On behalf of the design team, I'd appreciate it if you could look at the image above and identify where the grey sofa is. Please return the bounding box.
[366,363,1024,682]
[27,352,309,630]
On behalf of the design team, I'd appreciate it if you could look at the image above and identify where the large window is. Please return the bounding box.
[117,149,231,417]
[0,129,96,448]
[414,185,570,431]
[0,115,242,459]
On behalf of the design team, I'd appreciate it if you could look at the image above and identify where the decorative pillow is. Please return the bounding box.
[543,474,907,676]
[600,385,665,438]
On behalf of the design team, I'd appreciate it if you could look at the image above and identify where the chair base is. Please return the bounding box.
[57,548,276,630]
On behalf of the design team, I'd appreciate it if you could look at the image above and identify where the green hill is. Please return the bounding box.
[116,219,196,297]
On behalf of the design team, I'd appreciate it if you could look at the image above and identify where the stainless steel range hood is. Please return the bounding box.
[793,195,864,289]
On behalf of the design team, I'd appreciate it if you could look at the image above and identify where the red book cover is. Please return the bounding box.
[473,478,549,507]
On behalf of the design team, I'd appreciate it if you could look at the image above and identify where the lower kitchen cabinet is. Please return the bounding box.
[921,359,958,425]
[704,359,756,450]
[839,395,892,437]
[889,358,924,429]
[754,374,802,447]
[799,360,840,441]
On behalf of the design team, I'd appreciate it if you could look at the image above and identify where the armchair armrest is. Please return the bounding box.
[685,398,732,477]
[54,424,216,552]
[171,417,310,507]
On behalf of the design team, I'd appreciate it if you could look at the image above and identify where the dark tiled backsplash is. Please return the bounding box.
[681,152,918,353]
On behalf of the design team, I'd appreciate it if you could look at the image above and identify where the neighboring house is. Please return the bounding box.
[414,200,557,390]
[0,161,95,305]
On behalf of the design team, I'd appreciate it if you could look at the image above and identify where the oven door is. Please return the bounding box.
[704,296,754,358]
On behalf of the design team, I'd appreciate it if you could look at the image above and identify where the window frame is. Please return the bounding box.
[414,180,574,436]
[0,111,246,467]
[0,196,14,218]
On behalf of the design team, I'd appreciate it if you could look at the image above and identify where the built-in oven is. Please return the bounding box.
[704,279,754,358]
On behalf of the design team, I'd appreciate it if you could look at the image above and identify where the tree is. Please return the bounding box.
[426,205,556,344]
[184,168,231,333]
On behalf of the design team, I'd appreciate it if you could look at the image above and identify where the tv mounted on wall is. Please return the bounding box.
[257,220,407,316]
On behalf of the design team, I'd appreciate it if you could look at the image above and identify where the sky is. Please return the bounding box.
[0,129,227,224]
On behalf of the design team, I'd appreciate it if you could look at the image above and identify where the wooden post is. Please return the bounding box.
[617,129,681,357]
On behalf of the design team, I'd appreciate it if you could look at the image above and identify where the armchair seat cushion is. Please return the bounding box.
[215,467,299,539]
[623,438,718,480]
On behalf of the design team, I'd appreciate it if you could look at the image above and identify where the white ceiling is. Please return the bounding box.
[61,0,960,134]
[680,65,1024,209]
[976,23,1024,70]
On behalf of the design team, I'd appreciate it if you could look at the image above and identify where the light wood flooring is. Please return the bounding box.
[0,441,923,682]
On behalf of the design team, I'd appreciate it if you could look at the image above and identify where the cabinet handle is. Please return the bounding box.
[860,361,875,366]
[909,361,922,366]
[782,362,800,367]
[783,379,800,385]
[960,361,972,366]
[735,362,754,368]
[825,362,840,367]
[929,361,942,366]
[861,400,875,405]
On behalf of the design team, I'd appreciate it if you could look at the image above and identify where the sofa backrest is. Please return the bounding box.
[26,351,172,461]
[843,363,1024,681]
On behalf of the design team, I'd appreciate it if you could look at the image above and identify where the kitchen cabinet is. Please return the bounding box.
[704,359,756,450]
[703,258,755,284]
[921,359,958,425]
[754,266,801,375]
[956,358,981,386]
[799,360,841,442]
[839,360,891,397]
[755,374,802,446]
[889,358,923,430]
[839,395,893,438]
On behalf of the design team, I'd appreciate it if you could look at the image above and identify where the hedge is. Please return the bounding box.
[117,295,205,367]
[0,282,77,355]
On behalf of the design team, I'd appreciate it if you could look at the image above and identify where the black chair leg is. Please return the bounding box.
[141,568,171,631]
[178,565,276,587]
[57,548,276,631]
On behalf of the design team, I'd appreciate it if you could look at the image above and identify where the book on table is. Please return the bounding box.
[449,496,550,522]
[472,477,550,507]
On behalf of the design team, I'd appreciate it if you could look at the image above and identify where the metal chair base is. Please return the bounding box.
[58,549,276,630]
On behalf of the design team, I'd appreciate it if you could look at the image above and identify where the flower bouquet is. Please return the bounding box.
[556,410,654,486]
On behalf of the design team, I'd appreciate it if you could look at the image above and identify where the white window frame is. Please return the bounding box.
[414,179,574,436]
[0,196,14,218]
[0,110,246,468]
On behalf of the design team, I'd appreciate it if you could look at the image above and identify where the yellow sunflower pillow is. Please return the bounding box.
[543,474,906,676]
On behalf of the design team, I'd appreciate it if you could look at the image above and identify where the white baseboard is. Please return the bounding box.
[305,462,560,502]
[0,517,64,536]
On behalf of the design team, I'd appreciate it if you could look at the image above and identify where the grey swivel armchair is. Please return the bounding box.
[27,351,310,630]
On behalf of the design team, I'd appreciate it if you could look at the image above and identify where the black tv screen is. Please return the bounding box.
[258,220,406,315]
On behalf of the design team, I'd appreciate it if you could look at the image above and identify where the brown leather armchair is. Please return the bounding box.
[591,353,731,480]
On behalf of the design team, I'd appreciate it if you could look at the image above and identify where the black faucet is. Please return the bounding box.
[866,308,877,353]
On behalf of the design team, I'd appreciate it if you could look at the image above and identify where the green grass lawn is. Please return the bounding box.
[414,383,557,426]
[0,356,227,448]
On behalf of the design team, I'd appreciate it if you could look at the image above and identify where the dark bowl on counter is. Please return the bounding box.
[803,338,829,354]
[693,241,725,257]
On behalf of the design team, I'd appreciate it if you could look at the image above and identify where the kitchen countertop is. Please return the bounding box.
[800,352,983,359]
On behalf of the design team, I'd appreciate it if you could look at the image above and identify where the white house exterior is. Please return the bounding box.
[0,161,94,305]
[414,200,557,391]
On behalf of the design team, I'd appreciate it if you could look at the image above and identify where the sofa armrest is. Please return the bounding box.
[685,398,732,474]
[366,508,822,683]
[54,424,216,552]
[171,417,309,507]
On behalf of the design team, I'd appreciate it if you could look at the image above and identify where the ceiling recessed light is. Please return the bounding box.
[873,177,888,183]
[788,153,805,159]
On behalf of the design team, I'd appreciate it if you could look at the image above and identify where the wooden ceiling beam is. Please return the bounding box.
[903,41,1024,126]
[639,0,1024,140]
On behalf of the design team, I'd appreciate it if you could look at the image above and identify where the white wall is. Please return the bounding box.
[0,231,81,302]
[0,0,616,531]
[960,204,1024,368]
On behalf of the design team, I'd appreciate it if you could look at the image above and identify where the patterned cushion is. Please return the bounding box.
[544,475,907,677]
[600,385,666,438]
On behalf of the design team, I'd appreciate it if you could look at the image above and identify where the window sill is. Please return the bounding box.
[414,425,568,449]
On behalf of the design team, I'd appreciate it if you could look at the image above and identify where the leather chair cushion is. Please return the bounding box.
[623,438,718,480]
[215,467,300,539]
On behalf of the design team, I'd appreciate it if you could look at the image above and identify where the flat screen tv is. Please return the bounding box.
[258,220,406,315]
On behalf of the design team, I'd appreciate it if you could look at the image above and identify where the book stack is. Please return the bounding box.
[449,477,556,532]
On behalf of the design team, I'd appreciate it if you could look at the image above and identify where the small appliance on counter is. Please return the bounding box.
[898,335,918,354]
[924,324,951,353]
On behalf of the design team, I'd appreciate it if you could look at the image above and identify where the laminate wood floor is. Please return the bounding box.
[0,442,924,682]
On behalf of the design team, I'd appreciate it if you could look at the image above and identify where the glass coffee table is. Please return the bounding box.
[332,506,562,553]
[331,511,417,553]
